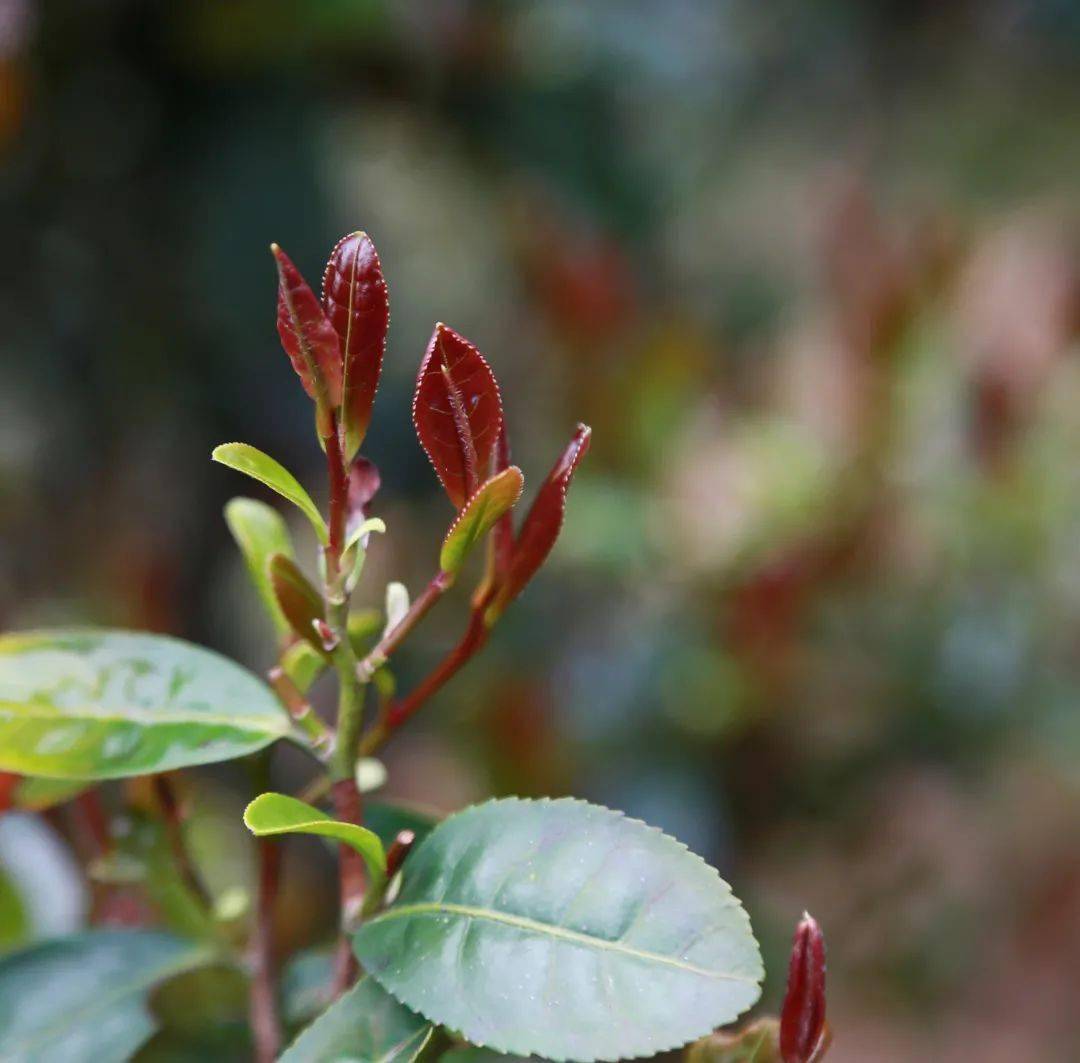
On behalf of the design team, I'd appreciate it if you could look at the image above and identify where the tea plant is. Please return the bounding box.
[0,232,829,1062]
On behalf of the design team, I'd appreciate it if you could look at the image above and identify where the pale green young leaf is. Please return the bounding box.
[243,792,385,885]
[280,640,326,694]
[224,497,295,637]
[440,466,524,575]
[0,630,290,779]
[279,976,431,1063]
[355,797,763,1062]
[212,443,327,544]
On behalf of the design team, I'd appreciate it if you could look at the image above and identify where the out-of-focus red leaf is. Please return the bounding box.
[322,231,389,459]
[413,323,503,509]
[268,553,328,657]
[272,243,343,413]
[0,771,19,814]
[488,423,590,620]
[780,912,828,1063]
[346,456,381,542]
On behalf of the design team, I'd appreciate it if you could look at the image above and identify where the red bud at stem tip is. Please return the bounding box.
[385,829,416,878]
[780,912,827,1063]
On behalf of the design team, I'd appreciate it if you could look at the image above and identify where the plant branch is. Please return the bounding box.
[152,775,213,912]
[268,664,333,753]
[355,569,455,682]
[359,604,490,757]
[249,837,282,1063]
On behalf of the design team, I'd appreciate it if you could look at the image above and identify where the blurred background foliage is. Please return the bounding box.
[1,1,1079,1059]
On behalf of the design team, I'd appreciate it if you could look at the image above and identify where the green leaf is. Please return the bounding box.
[13,775,88,811]
[280,640,326,694]
[344,517,387,594]
[685,1020,781,1063]
[442,1049,542,1063]
[280,976,431,1063]
[0,930,211,1061]
[243,792,385,884]
[268,555,328,655]
[212,443,327,544]
[440,467,524,575]
[224,497,295,637]
[355,797,763,1062]
[0,630,290,779]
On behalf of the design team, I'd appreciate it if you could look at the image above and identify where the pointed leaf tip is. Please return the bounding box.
[780,912,828,1063]
[274,242,344,411]
[440,465,525,575]
[489,423,591,618]
[413,323,503,509]
[322,231,389,460]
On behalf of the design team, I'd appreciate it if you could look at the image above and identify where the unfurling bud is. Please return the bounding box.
[385,829,416,878]
[780,912,828,1063]
[312,618,339,653]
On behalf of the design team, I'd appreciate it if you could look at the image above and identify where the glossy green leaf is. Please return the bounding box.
[441,1048,542,1063]
[243,792,385,884]
[280,976,431,1063]
[280,640,326,694]
[685,1019,781,1063]
[0,930,211,1062]
[268,555,328,655]
[212,443,327,544]
[355,797,763,1062]
[224,497,295,637]
[0,630,290,779]
[440,467,525,575]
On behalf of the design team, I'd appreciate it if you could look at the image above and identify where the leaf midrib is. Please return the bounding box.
[364,901,758,983]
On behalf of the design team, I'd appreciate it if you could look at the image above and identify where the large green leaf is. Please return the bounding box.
[0,930,211,1062]
[0,630,290,779]
[355,797,763,1062]
[243,792,385,884]
[279,976,431,1063]
[212,443,327,544]
[224,497,295,637]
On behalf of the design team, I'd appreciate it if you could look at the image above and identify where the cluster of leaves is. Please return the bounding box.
[0,231,826,1062]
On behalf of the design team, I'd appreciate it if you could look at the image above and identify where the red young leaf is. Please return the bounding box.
[268,553,329,657]
[488,423,590,619]
[272,243,343,411]
[321,232,389,459]
[490,420,515,579]
[413,323,503,509]
[780,912,828,1063]
[346,456,382,542]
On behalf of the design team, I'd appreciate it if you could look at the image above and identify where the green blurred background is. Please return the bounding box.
[2,2,1080,1058]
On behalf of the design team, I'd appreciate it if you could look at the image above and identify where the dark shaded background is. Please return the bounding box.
[2,2,1080,1058]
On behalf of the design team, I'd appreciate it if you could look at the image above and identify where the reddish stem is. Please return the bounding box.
[329,777,365,998]
[250,838,283,1063]
[325,427,348,575]
[74,790,112,858]
[153,775,213,910]
[386,607,489,732]
[357,570,455,682]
